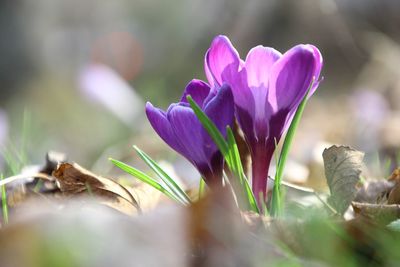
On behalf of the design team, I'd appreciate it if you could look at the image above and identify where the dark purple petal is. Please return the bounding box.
[236,106,257,146]
[203,84,234,157]
[268,44,320,113]
[205,35,242,89]
[167,105,210,170]
[228,69,258,146]
[179,79,211,107]
[267,108,290,145]
[145,102,184,155]
[267,44,323,139]
[204,84,234,135]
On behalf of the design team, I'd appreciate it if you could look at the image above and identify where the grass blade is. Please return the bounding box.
[109,158,182,204]
[198,178,206,200]
[187,95,259,213]
[271,78,315,216]
[133,145,191,204]
[226,127,258,212]
[1,174,9,225]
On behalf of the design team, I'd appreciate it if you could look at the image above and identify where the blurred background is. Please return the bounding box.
[1,0,400,186]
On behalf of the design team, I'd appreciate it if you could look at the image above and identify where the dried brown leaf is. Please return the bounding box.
[125,182,162,212]
[323,145,364,214]
[387,168,400,204]
[354,168,400,205]
[352,202,400,224]
[354,180,394,204]
[53,163,140,215]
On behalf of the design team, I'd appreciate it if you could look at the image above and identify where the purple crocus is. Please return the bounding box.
[145,79,234,185]
[205,35,323,203]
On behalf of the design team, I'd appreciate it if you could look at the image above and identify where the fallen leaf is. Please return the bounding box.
[125,181,162,212]
[352,202,400,224]
[53,162,140,215]
[387,168,400,204]
[354,180,394,204]
[323,145,364,215]
[40,151,68,175]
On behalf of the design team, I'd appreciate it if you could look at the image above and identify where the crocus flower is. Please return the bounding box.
[79,64,143,127]
[145,80,234,185]
[205,35,323,203]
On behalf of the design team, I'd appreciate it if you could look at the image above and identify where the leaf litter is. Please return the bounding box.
[2,146,400,266]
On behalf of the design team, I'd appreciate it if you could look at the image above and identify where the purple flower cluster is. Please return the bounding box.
[146,35,323,202]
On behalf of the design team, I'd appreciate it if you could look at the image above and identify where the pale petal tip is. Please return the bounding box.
[145,101,154,110]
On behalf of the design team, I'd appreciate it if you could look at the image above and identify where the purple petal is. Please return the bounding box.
[167,105,209,169]
[205,35,242,89]
[203,84,234,155]
[242,46,281,142]
[228,69,258,145]
[309,45,323,96]
[268,44,319,113]
[180,79,210,107]
[79,64,143,126]
[145,102,184,155]
[244,46,281,89]
[236,106,257,145]
[267,108,290,145]
[228,69,255,111]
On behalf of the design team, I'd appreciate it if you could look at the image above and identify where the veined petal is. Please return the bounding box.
[268,44,318,113]
[308,45,323,96]
[236,106,257,146]
[244,45,281,89]
[203,84,234,156]
[242,46,281,142]
[180,79,211,107]
[229,69,257,145]
[145,102,184,154]
[205,35,242,89]
[167,105,209,168]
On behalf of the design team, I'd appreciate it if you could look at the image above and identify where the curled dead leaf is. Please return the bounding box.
[354,180,395,204]
[53,163,140,215]
[352,202,400,224]
[387,168,400,204]
[323,145,364,215]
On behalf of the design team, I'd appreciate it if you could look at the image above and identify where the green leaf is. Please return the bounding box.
[387,219,400,232]
[187,95,259,213]
[226,127,258,212]
[133,145,191,205]
[109,158,182,204]
[271,78,315,217]
[198,177,206,200]
[1,174,8,224]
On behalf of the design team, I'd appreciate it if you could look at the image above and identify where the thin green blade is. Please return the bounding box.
[271,78,315,216]
[109,158,182,203]
[226,127,259,213]
[198,177,206,200]
[1,174,8,224]
[133,145,191,204]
